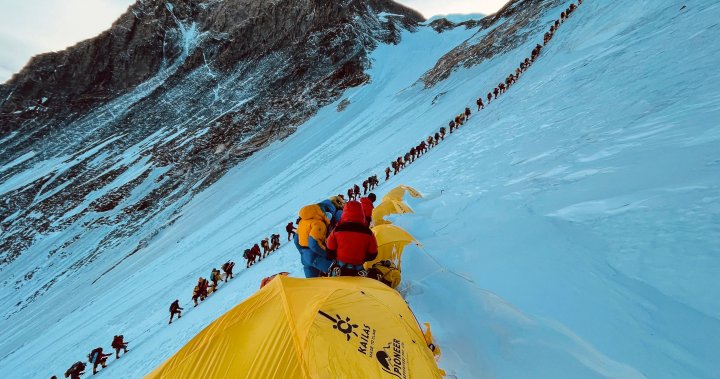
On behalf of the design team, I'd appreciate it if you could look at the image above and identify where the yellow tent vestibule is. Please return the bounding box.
[365,224,420,270]
[372,199,414,226]
[382,185,423,203]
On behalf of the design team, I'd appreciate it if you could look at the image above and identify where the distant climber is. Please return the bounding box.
[251,243,261,262]
[353,184,361,200]
[362,180,368,195]
[169,299,183,324]
[385,167,391,180]
[88,347,111,375]
[493,87,499,99]
[476,97,484,111]
[326,201,378,277]
[261,238,270,258]
[360,193,376,226]
[243,248,253,267]
[111,335,128,359]
[222,261,235,281]
[347,187,354,201]
[192,285,201,306]
[439,127,446,140]
[465,107,472,119]
[210,268,222,291]
[286,221,296,241]
[369,175,378,190]
[64,361,86,379]
[270,234,280,251]
[487,92,492,103]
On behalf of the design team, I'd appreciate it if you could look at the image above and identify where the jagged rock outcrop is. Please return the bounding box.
[429,17,487,33]
[0,0,422,313]
[422,0,564,87]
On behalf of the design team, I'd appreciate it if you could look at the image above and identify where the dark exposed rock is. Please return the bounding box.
[0,0,423,312]
[429,18,457,33]
[422,0,564,87]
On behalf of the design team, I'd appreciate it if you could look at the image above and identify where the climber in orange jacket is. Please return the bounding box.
[294,197,344,277]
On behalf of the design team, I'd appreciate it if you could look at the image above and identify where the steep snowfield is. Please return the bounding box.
[2,0,720,378]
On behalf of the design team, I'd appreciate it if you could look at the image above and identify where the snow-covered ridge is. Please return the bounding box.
[2,0,720,378]
[0,0,425,310]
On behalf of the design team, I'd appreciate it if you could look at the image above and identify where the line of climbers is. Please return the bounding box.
[53,3,584,377]
[391,0,583,185]
[57,335,128,379]
[242,234,282,268]
[166,228,294,330]
[295,0,584,284]
[346,175,380,201]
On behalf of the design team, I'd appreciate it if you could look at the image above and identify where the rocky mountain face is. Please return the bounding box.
[0,0,422,314]
[423,0,565,87]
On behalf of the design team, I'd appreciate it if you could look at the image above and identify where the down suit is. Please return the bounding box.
[326,201,378,275]
[294,199,342,277]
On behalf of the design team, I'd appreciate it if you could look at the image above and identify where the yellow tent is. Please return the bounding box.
[382,185,423,203]
[146,276,442,379]
[365,224,420,270]
[372,199,414,226]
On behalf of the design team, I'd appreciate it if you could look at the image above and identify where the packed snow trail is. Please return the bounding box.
[2,0,720,378]
[120,4,583,371]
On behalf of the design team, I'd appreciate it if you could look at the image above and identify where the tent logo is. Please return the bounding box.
[318,310,358,341]
[375,339,407,379]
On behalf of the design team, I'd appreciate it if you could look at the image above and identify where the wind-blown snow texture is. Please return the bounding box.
[2,0,720,378]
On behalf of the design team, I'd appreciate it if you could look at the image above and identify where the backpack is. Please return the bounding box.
[88,348,100,363]
[243,249,250,259]
[112,335,122,348]
[369,261,401,289]
[65,362,85,377]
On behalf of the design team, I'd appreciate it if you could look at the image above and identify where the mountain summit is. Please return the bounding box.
[0,0,421,273]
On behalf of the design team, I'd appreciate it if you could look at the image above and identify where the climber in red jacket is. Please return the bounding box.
[360,193,376,227]
[326,201,378,277]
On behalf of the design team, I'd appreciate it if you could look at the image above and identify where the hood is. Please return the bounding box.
[340,201,366,224]
[318,200,343,223]
[299,204,329,224]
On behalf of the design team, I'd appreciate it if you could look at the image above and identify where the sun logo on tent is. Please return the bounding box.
[318,310,358,341]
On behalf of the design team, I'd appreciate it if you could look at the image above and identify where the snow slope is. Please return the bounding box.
[2,0,720,378]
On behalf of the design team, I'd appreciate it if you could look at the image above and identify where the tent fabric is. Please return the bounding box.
[365,224,419,270]
[372,224,418,247]
[146,276,442,379]
[382,185,423,203]
[372,199,413,226]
